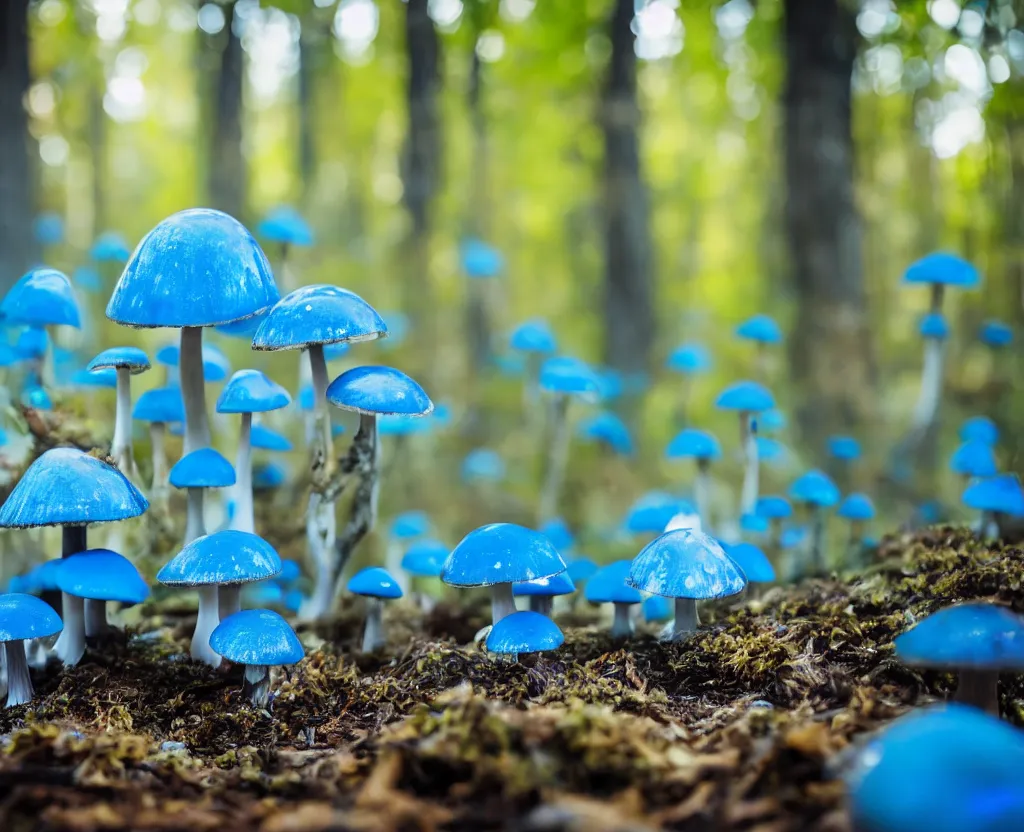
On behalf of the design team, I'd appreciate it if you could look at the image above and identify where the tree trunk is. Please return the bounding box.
[207,0,246,219]
[464,50,493,374]
[783,0,873,447]
[297,17,324,201]
[600,0,655,387]
[0,0,35,292]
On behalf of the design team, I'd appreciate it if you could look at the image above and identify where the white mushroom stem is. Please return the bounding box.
[979,510,998,541]
[529,596,554,616]
[5,640,33,708]
[611,603,634,638]
[191,585,222,667]
[184,487,206,545]
[910,338,944,434]
[739,413,759,517]
[219,585,241,620]
[386,539,409,595]
[308,344,332,455]
[180,326,211,455]
[489,582,517,625]
[245,663,271,708]
[231,412,255,533]
[150,422,168,499]
[695,460,712,529]
[84,599,110,637]
[673,598,699,640]
[111,366,134,477]
[302,492,337,621]
[809,507,826,574]
[57,594,86,667]
[538,393,571,523]
[362,598,385,652]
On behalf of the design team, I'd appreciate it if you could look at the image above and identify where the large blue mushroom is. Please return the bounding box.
[210,608,304,707]
[485,610,564,659]
[0,593,62,707]
[87,346,151,480]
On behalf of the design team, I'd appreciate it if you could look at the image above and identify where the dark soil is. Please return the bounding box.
[1,526,1021,831]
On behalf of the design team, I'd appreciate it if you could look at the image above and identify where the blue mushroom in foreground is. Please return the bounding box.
[0,593,62,707]
[485,611,563,659]
[347,567,403,652]
[584,560,643,638]
[210,609,304,707]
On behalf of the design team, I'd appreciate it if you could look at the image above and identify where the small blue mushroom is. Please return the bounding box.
[960,415,998,446]
[722,541,775,584]
[210,608,304,707]
[90,232,131,263]
[0,593,62,707]
[401,538,447,579]
[716,381,774,517]
[509,319,557,355]
[133,386,185,499]
[577,411,633,456]
[735,315,782,377]
[485,611,563,658]
[347,567,403,652]
[836,493,876,560]
[391,511,431,540]
[643,595,672,623]
[565,557,598,586]
[253,462,288,490]
[2,267,81,330]
[585,560,643,638]
[33,213,64,247]
[623,491,690,536]
[538,518,575,553]
[513,571,575,616]
[962,473,1024,539]
[461,448,506,484]
[979,319,1013,349]
[258,206,314,248]
[666,342,710,375]
[169,448,235,547]
[87,346,151,479]
[827,435,861,463]
[789,470,840,574]
[460,238,503,278]
[665,428,720,525]
[949,440,997,479]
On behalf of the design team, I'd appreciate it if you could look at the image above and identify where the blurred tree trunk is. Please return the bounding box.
[600,0,655,387]
[465,49,493,375]
[0,0,35,291]
[89,83,107,236]
[298,13,330,201]
[783,0,874,445]
[206,0,246,219]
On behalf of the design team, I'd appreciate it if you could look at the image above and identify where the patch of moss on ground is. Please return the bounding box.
[1,526,1022,830]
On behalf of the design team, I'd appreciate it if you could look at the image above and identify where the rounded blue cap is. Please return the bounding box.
[57,549,149,604]
[895,603,1024,670]
[87,346,151,374]
[2,267,80,328]
[0,592,63,642]
[217,369,291,413]
[628,530,746,600]
[326,365,433,417]
[486,610,563,655]
[442,522,567,588]
[585,560,643,604]
[211,608,304,666]
[158,530,282,587]
[169,448,235,489]
[252,284,386,351]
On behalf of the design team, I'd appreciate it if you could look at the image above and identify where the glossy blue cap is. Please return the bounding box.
[211,608,304,666]
[960,415,998,446]
[57,549,149,604]
[903,251,980,287]
[441,522,567,588]
[827,435,861,461]
[628,530,746,600]
[980,319,1013,348]
[461,238,504,279]
[326,365,432,417]
[666,342,710,374]
[666,428,721,461]
[133,386,185,423]
[837,493,876,521]
[585,559,643,604]
[87,346,151,374]
[0,448,148,528]
[486,610,563,654]
[895,603,1024,670]
[513,571,575,598]
[624,491,691,534]
[169,448,235,489]
[0,593,63,642]
[755,495,792,520]
[74,367,118,388]
[566,557,598,584]
[391,510,430,539]
[461,448,506,483]
[347,566,403,599]
[578,411,633,456]
[950,440,998,478]
[962,474,1024,515]
[538,356,602,399]
[401,539,448,577]
[735,314,782,344]
[253,462,287,490]
[918,311,949,340]
[257,206,313,246]
[1,268,80,328]
[217,369,291,414]
[250,424,293,452]
[538,518,574,552]
[715,380,774,412]
[107,209,278,328]
[216,310,267,339]
[158,530,282,587]
[252,284,386,351]
[722,541,775,583]
[789,470,841,507]
[509,319,557,354]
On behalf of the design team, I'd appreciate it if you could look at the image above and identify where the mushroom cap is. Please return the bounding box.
[460,238,503,279]
[277,559,302,585]
[827,435,861,461]
[789,469,841,508]
[2,267,80,328]
[106,208,279,328]
[735,313,782,345]
[960,415,998,446]
[537,518,574,552]
[755,496,792,521]
[949,440,998,478]
[257,206,314,247]
[253,462,287,490]
[324,340,351,361]
[252,284,387,351]
[250,424,292,451]
[326,365,432,417]
[0,448,148,528]
[75,367,118,388]
[216,369,291,414]
[90,231,131,263]
[918,311,949,340]
[666,427,721,461]
[903,251,980,288]
[461,448,506,483]
[401,539,448,577]
[584,560,642,605]
[578,411,633,456]
[169,448,235,489]
[210,608,304,667]
[87,346,151,374]
[739,512,769,533]
[538,356,602,399]
[509,318,557,354]
[158,530,282,587]
[22,559,64,593]
[756,437,786,464]
[73,266,101,293]
[0,342,18,368]
[513,571,575,598]
[390,511,430,539]
[133,386,186,423]
[442,522,567,588]
[624,491,692,535]
[57,549,149,604]
[216,310,267,339]
[565,557,598,584]
[837,493,876,522]
[15,326,48,359]
[0,593,63,643]
[962,473,1024,515]
[485,610,563,655]
[34,213,64,246]
[759,409,786,433]
[347,566,403,599]
[895,603,1024,671]
[155,342,231,381]
[715,380,775,412]
[779,525,808,549]
[843,704,1024,832]
[666,341,710,374]
[979,319,1013,348]
[643,595,673,622]
[722,541,775,583]
[628,530,746,600]
[378,412,433,436]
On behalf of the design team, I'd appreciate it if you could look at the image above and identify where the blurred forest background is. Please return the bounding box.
[0,0,1023,550]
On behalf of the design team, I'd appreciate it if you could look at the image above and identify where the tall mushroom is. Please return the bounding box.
[86,346,151,481]
[169,448,235,548]
[132,385,185,506]
[715,381,775,521]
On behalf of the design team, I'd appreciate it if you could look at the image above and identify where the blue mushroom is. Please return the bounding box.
[253,462,287,490]
[155,342,231,383]
[756,495,792,521]
[210,608,304,707]
[133,385,185,499]
[538,518,575,553]
[401,538,448,579]
[722,541,775,584]
[716,381,775,518]
[565,557,598,586]
[87,346,151,479]
[73,266,101,294]
[0,593,62,707]
[258,206,314,248]
[895,602,1024,715]
[510,319,557,355]
[577,411,633,456]
[485,610,563,658]
[736,314,782,345]
[513,571,575,617]
[827,435,861,463]
[2,267,81,330]
[789,470,840,574]
[585,560,643,638]
[836,493,876,560]
[391,511,430,540]
[628,529,746,640]
[169,448,235,547]
[624,491,690,536]
[90,232,131,263]
[250,424,292,452]
[665,427,721,526]
[960,415,998,446]
[949,440,997,479]
[347,567,403,652]
[158,529,282,667]
[73,367,118,389]
[441,523,567,626]
[461,448,506,484]
[979,319,1013,349]
[643,595,673,623]
[460,238,503,279]
[666,342,710,375]
[33,213,64,246]
[962,473,1024,539]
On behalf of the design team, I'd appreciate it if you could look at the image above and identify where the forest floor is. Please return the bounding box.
[0,525,1021,832]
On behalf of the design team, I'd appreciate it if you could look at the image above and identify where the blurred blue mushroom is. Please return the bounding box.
[348,566,403,652]
[169,448,235,547]
[623,491,690,536]
[577,411,633,456]
[836,493,876,562]
[33,213,64,247]
[827,435,860,464]
[460,238,503,278]
[538,517,575,554]
[735,314,782,377]
[962,473,1024,539]
[716,381,775,518]
[642,595,673,623]
[960,415,998,446]
[485,610,563,659]
[584,560,642,637]
[789,470,840,574]
[513,571,575,616]
[258,206,314,248]
[722,541,775,586]
[0,593,62,706]
[133,385,185,501]
[979,319,1013,349]
[949,440,997,480]
[665,427,720,526]
[90,232,131,263]
[461,448,506,484]
[210,608,303,707]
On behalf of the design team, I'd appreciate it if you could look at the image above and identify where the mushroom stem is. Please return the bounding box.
[244,663,271,708]
[184,487,206,545]
[219,585,241,620]
[489,582,517,625]
[179,326,211,455]
[150,422,168,500]
[538,393,571,523]
[362,597,385,652]
[695,460,712,529]
[809,507,826,575]
[672,598,699,640]
[910,337,944,434]
[611,603,634,638]
[529,596,554,617]
[191,585,221,667]
[739,413,759,517]
[385,539,409,595]
[302,492,337,621]
[954,669,1000,716]
[111,366,135,478]
[929,282,945,314]
[979,510,998,541]
[84,599,109,638]
[231,412,255,533]
[523,353,542,421]
[307,345,335,489]
[62,525,87,559]
[56,594,86,667]
[5,640,33,707]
